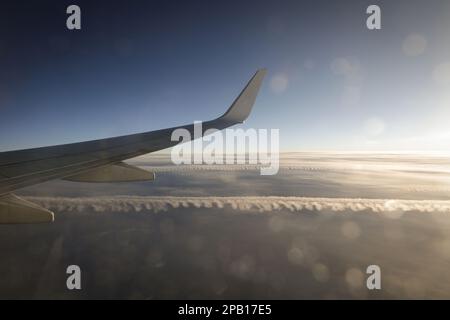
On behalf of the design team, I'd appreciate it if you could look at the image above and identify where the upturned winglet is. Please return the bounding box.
[218,69,267,124]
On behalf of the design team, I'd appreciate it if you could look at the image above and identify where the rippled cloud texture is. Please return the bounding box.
[26,196,450,215]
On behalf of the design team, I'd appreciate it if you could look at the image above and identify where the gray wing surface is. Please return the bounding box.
[0,69,266,223]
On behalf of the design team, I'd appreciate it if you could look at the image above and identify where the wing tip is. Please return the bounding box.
[219,68,267,124]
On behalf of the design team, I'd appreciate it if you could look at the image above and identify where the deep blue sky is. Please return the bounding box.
[1,0,449,152]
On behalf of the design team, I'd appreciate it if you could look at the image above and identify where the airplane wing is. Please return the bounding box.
[0,69,267,223]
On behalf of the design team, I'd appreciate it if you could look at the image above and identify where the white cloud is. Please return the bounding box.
[25,196,450,214]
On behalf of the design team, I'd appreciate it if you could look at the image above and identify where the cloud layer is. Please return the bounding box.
[25,196,450,214]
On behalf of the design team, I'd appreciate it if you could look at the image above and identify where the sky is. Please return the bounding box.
[0,0,450,152]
